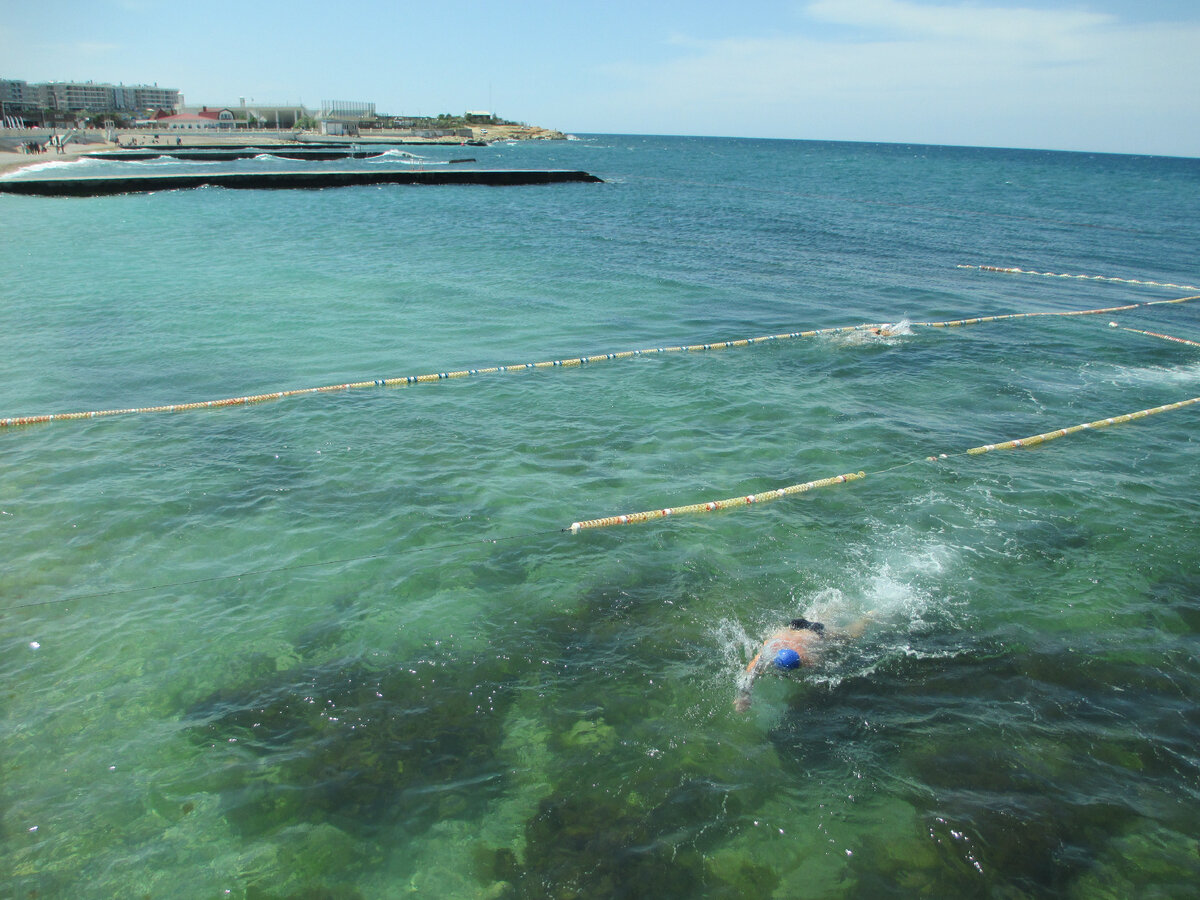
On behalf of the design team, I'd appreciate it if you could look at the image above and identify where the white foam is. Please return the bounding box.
[711,616,761,673]
[129,156,220,167]
[1,157,101,179]
[1080,358,1200,389]
[713,534,963,702]
[373,149,423,159]
[831,318,914,346]
[366,155,448,166]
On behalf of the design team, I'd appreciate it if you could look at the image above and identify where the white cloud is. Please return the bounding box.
[804,0,1114,42]
[582,1,1200,155]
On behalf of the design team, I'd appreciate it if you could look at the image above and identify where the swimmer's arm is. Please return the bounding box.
[734,652,765,712]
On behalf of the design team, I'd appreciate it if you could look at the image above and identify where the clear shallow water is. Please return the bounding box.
[2,136,1199,898]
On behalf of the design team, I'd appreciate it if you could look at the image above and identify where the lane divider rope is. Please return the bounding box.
[911,296,1200,329]
[959,265,1200,293]
[955,398,1200,456]
[11,397,1199,606]
[0,323,884,429]
[567,397,1200,533]
[913,304,1139,327]
[1119,327,1200,348]
[3,291,1197,430]
[568,472,868,533]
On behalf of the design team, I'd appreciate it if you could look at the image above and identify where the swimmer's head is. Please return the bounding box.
[774,648,802,670]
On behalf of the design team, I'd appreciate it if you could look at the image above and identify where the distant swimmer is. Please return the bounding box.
[836,320,912,346]
[734,615,869,712]
[869,319,912,337]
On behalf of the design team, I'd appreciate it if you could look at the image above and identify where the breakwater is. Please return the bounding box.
[0,167,603,196]
[83,149,396,162]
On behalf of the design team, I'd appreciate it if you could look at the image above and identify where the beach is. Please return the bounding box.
[0,142,100,175]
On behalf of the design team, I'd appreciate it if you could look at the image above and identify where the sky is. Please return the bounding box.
[2,0,1198,156]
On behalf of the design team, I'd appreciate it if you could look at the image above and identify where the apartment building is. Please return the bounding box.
[0,78,179,113]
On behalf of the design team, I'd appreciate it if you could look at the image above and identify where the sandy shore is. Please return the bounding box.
[0,143,104,177]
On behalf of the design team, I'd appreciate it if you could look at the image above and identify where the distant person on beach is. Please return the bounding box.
[734,615,869,712]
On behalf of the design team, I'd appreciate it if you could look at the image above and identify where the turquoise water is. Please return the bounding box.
[2,136,1199,898]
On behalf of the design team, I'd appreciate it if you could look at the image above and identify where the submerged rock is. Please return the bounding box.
[185,654,516,840]
[560,718,617,753]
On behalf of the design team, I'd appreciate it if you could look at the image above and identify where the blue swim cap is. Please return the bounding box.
[774,648,801,670]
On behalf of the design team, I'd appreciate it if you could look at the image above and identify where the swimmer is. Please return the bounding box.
[870,319,912,338]
[734,615,869,712]
[837,320,911,346]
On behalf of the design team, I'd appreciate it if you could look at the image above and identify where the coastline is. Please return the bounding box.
[0,123,566,178]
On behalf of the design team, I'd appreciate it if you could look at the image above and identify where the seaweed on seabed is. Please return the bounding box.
[499,780,777,900]
[1004,517,1091,565]
[245,885,364,900]
[186,653,518,840]
[1148,568,1200,633]
[765,649,1151,898]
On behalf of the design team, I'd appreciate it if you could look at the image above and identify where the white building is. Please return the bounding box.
[1,79,32,111]
[0,78,179,113]
[152,107,236,130]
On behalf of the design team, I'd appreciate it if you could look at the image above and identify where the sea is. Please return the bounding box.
[1,136,1198,899]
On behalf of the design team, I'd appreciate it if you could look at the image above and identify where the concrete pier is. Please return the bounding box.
[82,149,398,162]
[0,168,603,197]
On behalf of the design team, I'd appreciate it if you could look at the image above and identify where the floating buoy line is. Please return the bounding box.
[567,397,1200,532]
[10,393,1197,614]
[2,265,1197,430]
[4,264,1197,612]
[0,321,879,429]
[1118,327,1200,348]
[957,265,1200,294]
